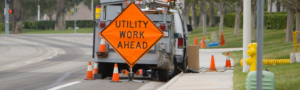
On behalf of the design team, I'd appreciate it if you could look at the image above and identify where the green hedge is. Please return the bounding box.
[225,13,296,30]
[22,20,93,30]
[0,23,12,31]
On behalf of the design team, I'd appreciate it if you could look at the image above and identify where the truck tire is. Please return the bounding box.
[158,69,169,82]
[180,58,188,73]
[168,56,180,79]
[98,63,113,79]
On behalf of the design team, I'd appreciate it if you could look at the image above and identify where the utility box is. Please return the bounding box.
[187,46,199,70]
[246,71,276,90]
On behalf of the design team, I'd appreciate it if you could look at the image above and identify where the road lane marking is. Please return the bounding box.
[48,81,81,90]
[43,73,72,90]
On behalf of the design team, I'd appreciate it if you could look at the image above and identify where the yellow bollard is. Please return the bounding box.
[245,43,257,72]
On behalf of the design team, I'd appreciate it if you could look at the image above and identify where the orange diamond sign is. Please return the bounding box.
[100,2,165,67]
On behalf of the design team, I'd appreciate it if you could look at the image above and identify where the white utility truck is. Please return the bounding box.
[92,0,193,81]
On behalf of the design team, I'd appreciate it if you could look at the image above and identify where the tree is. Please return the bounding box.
[285,8,295,42]
[276,1,281,12]
[54,0,82,30]
[227,0,243,36]
[12,0,22,34]
[83,0,101,10]
[278,0,300,42]
[269,0,275,14]
[40,0,56,21]
[21,0,38,21]
[199,0,213,36]
[183,2,192,25]
[213,0,227,36]
[191,2,197,28]
[209,1,215,27]
[251,0,257,40]
[0,1,5,23]
[55,0,66,30]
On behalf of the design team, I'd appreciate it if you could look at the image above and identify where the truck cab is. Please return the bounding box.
[93,0,191,81]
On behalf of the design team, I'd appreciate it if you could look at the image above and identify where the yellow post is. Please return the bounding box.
[245,43,257,72]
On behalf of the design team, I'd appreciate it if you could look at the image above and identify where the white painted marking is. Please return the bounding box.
[26,62,31,63]
[48,57,52,59]
[48,81,81,90]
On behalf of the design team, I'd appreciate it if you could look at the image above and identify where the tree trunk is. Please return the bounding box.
[183,3,191,25]
[219,13,224,37]
[296,11,300,42]
[234,11,241,36]
[202,13,207,36]
[209,6,215,27]
[286,8,294,42]
[198,11,203,27]
[55,0,66,31]
[191,3,197,28]
[269,1,273,14]
[276,1,280,12]
[12,0,22,34]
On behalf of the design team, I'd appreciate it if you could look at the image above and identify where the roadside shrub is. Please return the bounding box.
[23,20,93,30]
[0,22,12,31]
[225,12,295,30]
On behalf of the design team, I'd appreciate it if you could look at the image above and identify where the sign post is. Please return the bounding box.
[100,2,165,81]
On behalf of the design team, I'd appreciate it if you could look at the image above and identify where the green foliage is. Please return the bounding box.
[0,23,12,31]
[224,12,295,30]
[22,20,93,30]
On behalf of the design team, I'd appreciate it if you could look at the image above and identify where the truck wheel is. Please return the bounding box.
[181,58,188,73]
[98,63,113,79]
[168,57,180,79]
[158,69,169,82]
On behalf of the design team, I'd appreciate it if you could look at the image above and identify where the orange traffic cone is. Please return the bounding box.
[139,69,143,75]
[97,39,108,57]
[208,55,217,72]
[85,62,95,80]
[201,36,206,48]
[93,62,98,75]
[225,52,232,67]
[219,32,225,46]
[111,63,120,82]
[194,36,198,45]
[99,39,106,52]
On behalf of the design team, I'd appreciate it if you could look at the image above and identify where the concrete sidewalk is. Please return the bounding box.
[158,48,243,90]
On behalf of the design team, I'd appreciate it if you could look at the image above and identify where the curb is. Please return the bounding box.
[156,72,184,90]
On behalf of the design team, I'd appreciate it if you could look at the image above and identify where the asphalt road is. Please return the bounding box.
[0,34,159,90]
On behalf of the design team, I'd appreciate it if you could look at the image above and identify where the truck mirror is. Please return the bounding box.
[187,24,193,32]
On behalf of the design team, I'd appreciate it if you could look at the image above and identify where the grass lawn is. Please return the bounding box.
[0,28,94,34]
[189,26,300,90]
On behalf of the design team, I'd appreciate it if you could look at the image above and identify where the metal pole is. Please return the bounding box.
[5,0,9,35]
[256,0,264,90]
[38,0,40,21]
[74,2,77,33]
[91,0,93,20]
[242,0,251,72]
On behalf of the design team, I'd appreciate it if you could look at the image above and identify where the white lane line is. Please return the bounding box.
[48,81,81,90]
[26,61,31,63]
